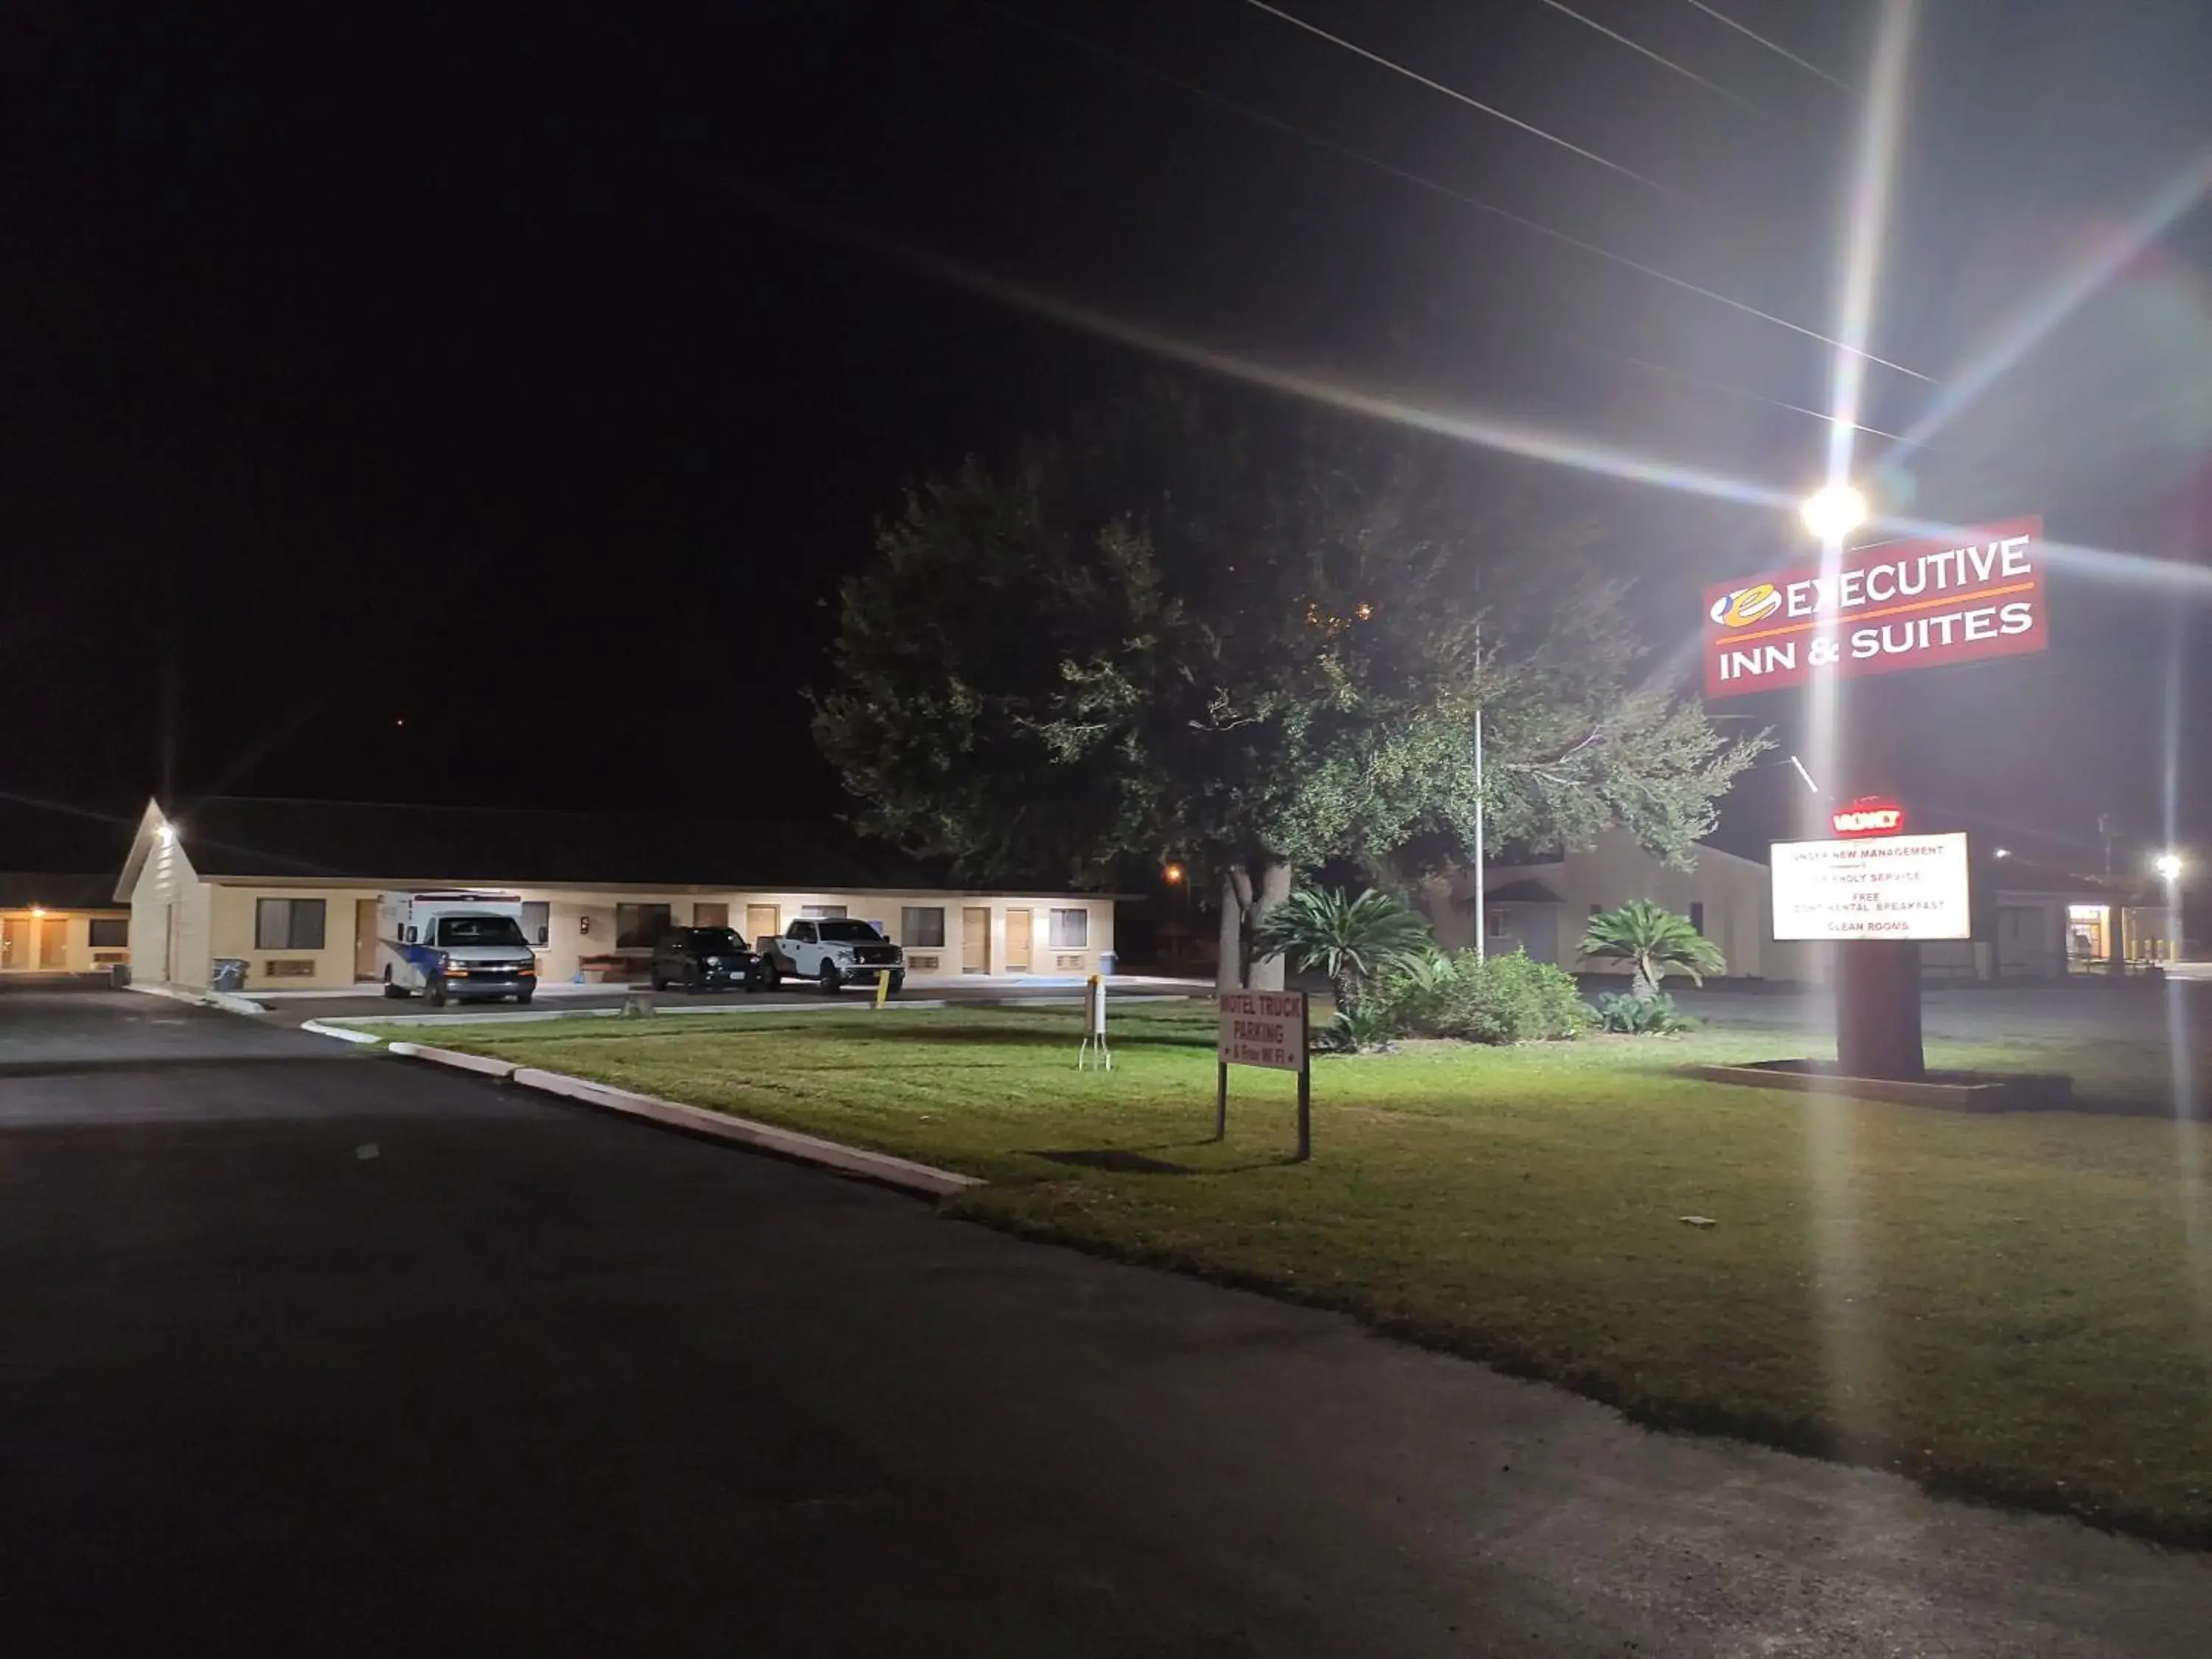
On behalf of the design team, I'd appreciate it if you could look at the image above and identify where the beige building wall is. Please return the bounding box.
[0,910,133,973]
[1433,829,1814,983]
[141,879,1119,991]
[208,885,372,990]
[127,833,214,987]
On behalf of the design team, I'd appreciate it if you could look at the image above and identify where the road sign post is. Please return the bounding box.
[1216,989,1312,1160]
[1078,973,1110,1071]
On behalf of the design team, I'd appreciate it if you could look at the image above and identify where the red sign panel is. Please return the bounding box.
[1831,797,1905,836]
[1703,516,2047,698]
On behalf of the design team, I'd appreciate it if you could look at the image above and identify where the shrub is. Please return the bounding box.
[1253,887,1435,1018]
[1589,990,1696,1034]
[1580,900,1725,998]
[1375,948,1584,1044]
[1314,1004,1399,1054]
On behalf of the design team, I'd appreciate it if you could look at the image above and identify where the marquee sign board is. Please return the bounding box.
[1771,832,1972,941]
[1705,517,2047,698]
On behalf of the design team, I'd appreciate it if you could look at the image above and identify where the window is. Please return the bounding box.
[1048,908,1088,948]
[901,906,946,947]
[88,917,129,948]
[521,902,551,947]
[434,915,529,947]
[1488,909,1505,937]
[255,897,326,950]
[1689,902,1705,936]
[789,921,816,944]
[800,904,848,919]
[614,902,672,948]
[817,920,881,942]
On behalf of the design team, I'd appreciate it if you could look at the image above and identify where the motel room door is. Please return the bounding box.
[745,905,779,948]
[355,899,380,980]
[38,915,68,968]
[1002,908,1033,974]
[961,906,990,973]
[0,915,20,970]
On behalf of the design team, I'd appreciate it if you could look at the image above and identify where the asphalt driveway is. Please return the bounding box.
[3,982,2207,1655]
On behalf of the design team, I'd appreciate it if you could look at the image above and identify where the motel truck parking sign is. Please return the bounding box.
[1703,517,2047,698]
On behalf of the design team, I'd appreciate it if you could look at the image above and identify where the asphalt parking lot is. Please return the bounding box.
[7,976,2211,1655]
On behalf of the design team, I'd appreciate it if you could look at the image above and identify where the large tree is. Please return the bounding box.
[815,382,1766,987]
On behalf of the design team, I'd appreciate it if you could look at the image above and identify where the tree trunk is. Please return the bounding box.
[1245,858,1293,992]
[1215,870,1248,992]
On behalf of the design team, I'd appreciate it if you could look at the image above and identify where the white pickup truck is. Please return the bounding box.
[757,917,905,995]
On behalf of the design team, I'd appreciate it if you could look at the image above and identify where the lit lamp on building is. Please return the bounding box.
[2156,852,2184,883]
[1163,863,1183,885]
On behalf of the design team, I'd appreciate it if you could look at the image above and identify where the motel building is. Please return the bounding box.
[0,873,133,975]
[1419,827,2177,984]
[115,797,1119,994]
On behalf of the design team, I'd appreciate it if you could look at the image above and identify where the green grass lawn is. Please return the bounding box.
[372,1002,2212,1545]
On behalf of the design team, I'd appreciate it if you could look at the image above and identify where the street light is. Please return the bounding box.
[2155,852,2184,882]
[1799,483,1869,543]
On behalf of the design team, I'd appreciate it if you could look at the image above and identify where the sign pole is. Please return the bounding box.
[1295,995,1312,1161]
[1215,1061,1228,1141]
[1832,678,1924,1079]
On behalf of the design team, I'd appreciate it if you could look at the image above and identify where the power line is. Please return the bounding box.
[1534,0,1770,116]
[1680,0,1853,91]
[985,3,1933,384]
[1231,0,1685,198]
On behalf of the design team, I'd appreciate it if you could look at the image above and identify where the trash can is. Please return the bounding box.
[1098,951,1117,978]
[212,958,249,993]
[108,962,132,989]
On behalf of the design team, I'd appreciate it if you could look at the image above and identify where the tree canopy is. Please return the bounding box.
[814,380,1767,981]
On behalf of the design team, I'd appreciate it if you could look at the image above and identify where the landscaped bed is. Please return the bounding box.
[366,1001,2212,1545]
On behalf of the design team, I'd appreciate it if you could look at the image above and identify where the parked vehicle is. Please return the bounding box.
[756,917,904,995]
[378,890,538,1006]
[650,926,768,993]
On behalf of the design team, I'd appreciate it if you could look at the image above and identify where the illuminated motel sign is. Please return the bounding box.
[1703,517,2048,698]
[1830,797,1905,837]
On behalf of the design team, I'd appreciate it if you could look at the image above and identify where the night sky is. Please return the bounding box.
[6,0,2211,877]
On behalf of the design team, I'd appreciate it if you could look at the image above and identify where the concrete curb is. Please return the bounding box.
[315,998,953,1030]
[372,1037,978,1199]
[506,1066,981,1200]
[128,982,271,1016]
[301,1019,384,1046]
[389,1041,519,1079]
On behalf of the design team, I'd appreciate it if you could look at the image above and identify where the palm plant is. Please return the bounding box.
[1252,887,1435,1016]
[1579,900,1725,999]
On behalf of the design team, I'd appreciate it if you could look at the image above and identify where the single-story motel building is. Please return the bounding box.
[1421,827,2177,983]
[0,873,133,975]
[116,797,1119,993]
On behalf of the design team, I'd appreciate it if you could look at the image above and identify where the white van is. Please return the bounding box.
[378,891,538,1006]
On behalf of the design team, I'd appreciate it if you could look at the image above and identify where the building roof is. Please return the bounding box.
[121,796,994,897]
[1481,878,1565,905]
[0,872,130,911]
[1989,858,2157,905]
[0,797,143,874]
